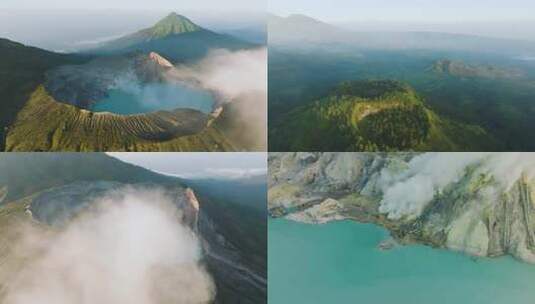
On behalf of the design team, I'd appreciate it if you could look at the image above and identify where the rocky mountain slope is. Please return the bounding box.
[268,152,535,263]
[270,80,500,151]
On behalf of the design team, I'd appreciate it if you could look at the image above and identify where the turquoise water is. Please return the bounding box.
[269,218,535,304]
[91,83,214,115]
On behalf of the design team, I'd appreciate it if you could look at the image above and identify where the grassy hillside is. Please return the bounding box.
[270,80,501,151]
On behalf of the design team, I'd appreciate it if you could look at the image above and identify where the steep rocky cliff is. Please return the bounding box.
[268,152,535,263]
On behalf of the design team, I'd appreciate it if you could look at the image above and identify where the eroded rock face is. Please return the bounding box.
[268,152,535,263]
[149,52,174,69]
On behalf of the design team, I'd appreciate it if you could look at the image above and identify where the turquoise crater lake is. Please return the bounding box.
[91,83,215,115]
[269,218,535,304]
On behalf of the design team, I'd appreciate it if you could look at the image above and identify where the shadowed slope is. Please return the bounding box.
[0,38,89,150]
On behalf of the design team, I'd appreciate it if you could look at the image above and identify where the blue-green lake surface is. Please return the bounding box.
[92,83,214,115]
[269,218,535,304]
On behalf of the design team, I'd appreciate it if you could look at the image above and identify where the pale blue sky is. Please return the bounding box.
[0,0,264,11]
[269,0,535,22]
[108,153,267,178]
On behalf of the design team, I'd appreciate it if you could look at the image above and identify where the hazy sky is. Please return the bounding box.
[108,153,267,179]
[0,0,265,12]
[269,0,535,22]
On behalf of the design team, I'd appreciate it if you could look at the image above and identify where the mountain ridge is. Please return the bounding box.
[269,13,535,54]
[92,12,254,62]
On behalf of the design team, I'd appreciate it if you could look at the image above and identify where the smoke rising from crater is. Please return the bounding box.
[168,48,268,150]
[170,48,267,101]
[0,189,215,304]
[378,153,535,220]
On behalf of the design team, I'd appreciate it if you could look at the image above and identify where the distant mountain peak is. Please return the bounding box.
[286,14,322,22]
[150,12,202,38]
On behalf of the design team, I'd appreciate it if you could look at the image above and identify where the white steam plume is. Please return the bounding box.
[379,153,535,220]
[170,48,267,101]
[168,48,267,150]
[1,188,215,304]
[484,152,535,190]
[379,153,491,220]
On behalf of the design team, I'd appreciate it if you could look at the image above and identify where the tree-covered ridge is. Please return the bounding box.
[431,59,524,79]
[269,79,499,151]
[332,79,413,99]
[316,80,422,123]
[312,80,430,150]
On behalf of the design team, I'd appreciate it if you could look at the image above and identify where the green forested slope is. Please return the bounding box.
[270,80,501,151]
